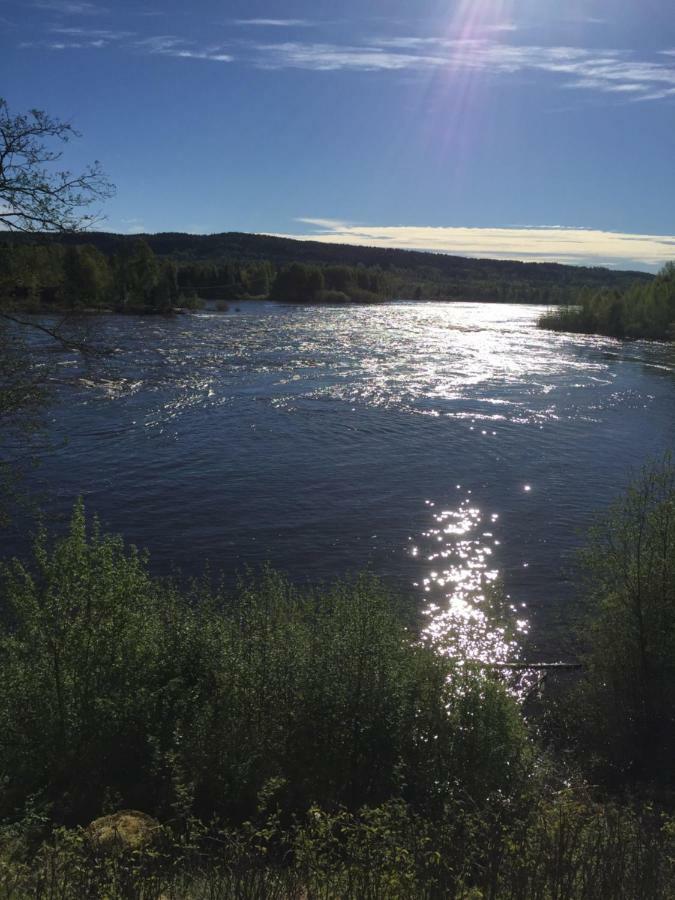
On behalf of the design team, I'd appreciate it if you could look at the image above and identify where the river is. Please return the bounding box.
[5,301,675,660]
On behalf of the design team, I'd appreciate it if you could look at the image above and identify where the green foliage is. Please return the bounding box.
[1,790,674,898]
[268,262,390,304]
[0,501,180,820]
[539,262,675,340]
[175,259,275,301]
[270,262,325,302]
[315,289,351,303]
[0,506,530,827]
[565,455,675,785]
[0,238,179,313]
[0,242,66,308]
[175,570,528,821]
[62,245,111,308]
[3,472,675,892]
[3,478,675,893]
[492,790,675,899]
[111,238,164,311]
[2,230,653,311]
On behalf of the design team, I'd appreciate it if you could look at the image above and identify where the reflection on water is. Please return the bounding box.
[412,493,527,664]
[6,302,675,662]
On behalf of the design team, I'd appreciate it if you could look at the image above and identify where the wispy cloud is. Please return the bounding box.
[565,16,607,25]
[135,35,180,53]
[271,220,675,270]
[120,217,146,235]
[51,39,104,48]
[16,18,675,101]
[234,18,313,28]
[171,49,233,61]
[21,24,132,50]
[33,1,107,14]
[50,26,132,38]
[135,34,232,62]
[255,42,436,71]
[20,37,108,49]
[251,37,675,101]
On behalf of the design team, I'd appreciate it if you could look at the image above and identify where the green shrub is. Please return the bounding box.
[568,455,675,785]
[0,501,197,822]
[315,289,350,303]
[0,505,530,827]
[2,791,674,899]
[539,262,675,340]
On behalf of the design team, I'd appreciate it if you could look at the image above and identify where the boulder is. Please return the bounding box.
[86,810,161,853]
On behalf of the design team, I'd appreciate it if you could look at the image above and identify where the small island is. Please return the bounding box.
[539,262,675,341]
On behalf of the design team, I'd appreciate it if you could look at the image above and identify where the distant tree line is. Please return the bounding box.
[0,239,185,313]
[174,259,387,303]
[539,262,675,340]
[14,229,649,294]
[0,241,393,310]
[1,231,655,311]
[269,262,387,303]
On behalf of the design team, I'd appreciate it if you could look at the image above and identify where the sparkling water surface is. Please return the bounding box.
[7,301,675,660]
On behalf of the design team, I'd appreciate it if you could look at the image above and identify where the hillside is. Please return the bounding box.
[3,230,652,305]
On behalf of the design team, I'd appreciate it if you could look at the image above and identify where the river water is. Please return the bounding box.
[6,302,675,660]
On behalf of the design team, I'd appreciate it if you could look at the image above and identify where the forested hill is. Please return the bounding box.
[4,229,651,305]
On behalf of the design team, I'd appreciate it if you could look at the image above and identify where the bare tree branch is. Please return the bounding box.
[0,97,115,234]
[0,98,116,450]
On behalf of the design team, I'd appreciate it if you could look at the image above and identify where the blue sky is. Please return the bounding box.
[2,0,674,270]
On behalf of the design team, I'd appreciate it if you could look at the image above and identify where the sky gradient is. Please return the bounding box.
[2,0,674,271]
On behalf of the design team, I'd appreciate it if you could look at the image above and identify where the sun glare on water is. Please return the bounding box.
[411,488,529,668]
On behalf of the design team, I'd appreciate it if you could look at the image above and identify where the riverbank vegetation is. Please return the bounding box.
[0,239,393,310]
[539,262,675,340]
[0,239,194,314]
[1,456,674,897]
[1,230,652,312]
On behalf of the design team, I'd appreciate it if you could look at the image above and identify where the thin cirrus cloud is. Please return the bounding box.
[32,1,106,13]
[16,19,675,97]
[233,19,314,28]
[19,30,234,61]
[21,26,133,50]
[252,37,675,101]
[120,217,146,235]
[269,220,675,271]
[135,35,232,62]
[255,42,436,71]
[50,27,133,38]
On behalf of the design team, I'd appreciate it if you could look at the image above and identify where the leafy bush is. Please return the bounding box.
[315,289,350,303]
[2,790,674,899]
[0,502,190,821]
[3,473,675,894]
[0,505,530,826]
[565,455,675,785]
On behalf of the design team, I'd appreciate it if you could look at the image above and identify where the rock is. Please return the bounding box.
[86,810,161,853]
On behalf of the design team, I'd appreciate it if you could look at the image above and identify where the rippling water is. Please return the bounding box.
[6,302,675,660]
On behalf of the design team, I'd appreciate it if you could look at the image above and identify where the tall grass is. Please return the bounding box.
[1,791,673,898]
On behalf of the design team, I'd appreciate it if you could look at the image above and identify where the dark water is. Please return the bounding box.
[6,302,675,659]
